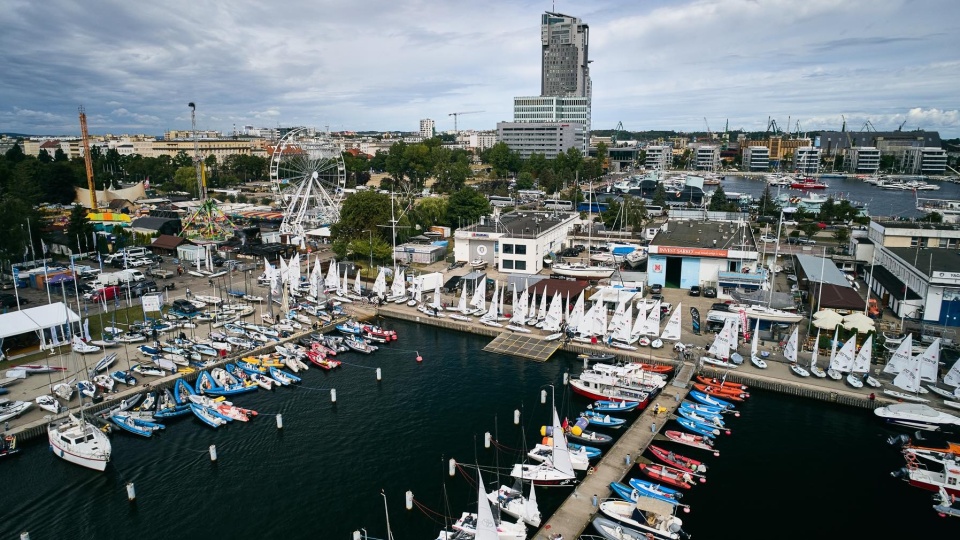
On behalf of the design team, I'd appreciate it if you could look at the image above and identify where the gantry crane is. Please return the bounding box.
[448,111,483,139]
[78,106,97,209]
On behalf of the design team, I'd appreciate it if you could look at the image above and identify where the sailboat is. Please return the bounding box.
[389,268,406,303]
[847,335,880,389]
[509,407,576,486]
[700,318,738,369]
[371,268,387,300]
[639,300,662,337]
[449,287,474,322]
[884,340,932,403]
[541,291,564,335]
[480,281,503,328]
[830,335,857,383]
[825,328,843,380]
[551,183,615,280]
[809,329,827,378]
[444,469,526,540]
[469,277,486,315]
[750,319,768,369]
[506,286,529,332]
[531,286,548,327]
[882,334,913,375]
[660,302,682,342]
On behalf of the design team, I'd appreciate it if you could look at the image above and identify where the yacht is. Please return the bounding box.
[874,403,960,431]
[48,414,112,471]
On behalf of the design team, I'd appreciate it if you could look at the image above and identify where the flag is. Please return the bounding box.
[41,240,48,254]
[144,177,150,190]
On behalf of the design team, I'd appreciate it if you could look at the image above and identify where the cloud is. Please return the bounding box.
[0,0,956,137]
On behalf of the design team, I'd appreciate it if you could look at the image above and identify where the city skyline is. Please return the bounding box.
[1,0,958,138]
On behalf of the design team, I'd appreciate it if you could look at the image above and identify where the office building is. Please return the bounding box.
[497,122,585,160]
[540,12,590,97]
[793,147,821,174]
[742,146,769,171]
[847,147,881,173]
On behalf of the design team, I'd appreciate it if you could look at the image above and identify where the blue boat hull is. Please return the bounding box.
[676,417,718,438]
[689,390,735,410]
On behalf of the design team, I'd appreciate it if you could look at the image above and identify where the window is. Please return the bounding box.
[502,244,514,254]
[516,260,527,270]
[516,245,527,255]
[910,237,919,247]
[501,260,514,270]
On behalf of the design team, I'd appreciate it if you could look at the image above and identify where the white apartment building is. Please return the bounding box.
[848,146,881,173]
[644,145,671,170]
[902,147,947,175]
[513,96,590,153]
[458,131,498,151]
[419,119,435,139]
[742,146,769,171]
[454,210,577,274]
[793,146,821,174]
[695,145,720,171]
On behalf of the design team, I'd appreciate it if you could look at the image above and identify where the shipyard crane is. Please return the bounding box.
[78,106,97,209]
[611,121,625,146]
[897,119,907,132]
[703,117,712,140]
[448,110,484,139]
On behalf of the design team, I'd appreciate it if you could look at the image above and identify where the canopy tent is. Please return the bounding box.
[0,302,81,354]
[842,312,876,333]
[812,310,843,330]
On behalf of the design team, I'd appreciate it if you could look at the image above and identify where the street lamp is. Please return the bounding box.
[364,229,373,271]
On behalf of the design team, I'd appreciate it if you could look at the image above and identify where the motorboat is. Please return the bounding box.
[550,262,615,280]
[874,403,960,430]
[469,259,488,270]
[596,499,687,540]
[736,305,803,323]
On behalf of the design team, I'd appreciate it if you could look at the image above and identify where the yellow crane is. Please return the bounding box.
[78,106,97,209]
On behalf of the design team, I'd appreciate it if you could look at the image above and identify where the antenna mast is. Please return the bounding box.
[189,102,204,200]
[78,106,97,209]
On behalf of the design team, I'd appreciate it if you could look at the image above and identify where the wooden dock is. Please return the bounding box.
[533,377,691,540]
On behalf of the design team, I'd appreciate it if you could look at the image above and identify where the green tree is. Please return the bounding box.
[595,141,608,170]
[446,188,490,229]
[800,222,820,240]
[622,195,648,230]
[515,172,535,191]
[652,183,667,207]
[331,190,392,243]
[523,152,549,179]
[410,197,448,233]
[169,166,199,195]
[756,184,780,217]
[485,142,519,179]
[709,184,728,211]
[833,227,850,245]
[817,197,836,222]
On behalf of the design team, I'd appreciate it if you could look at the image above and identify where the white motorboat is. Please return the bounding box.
[487,483,541,528]
[0,400,33,422]
[737,305,803,323]
[48,414,111,471]
[71,336,101,355]
[597,499,686,540]
[470,259,488,270]
[550,262,615,280]
[874,403,960,430]
[35,394,63,414]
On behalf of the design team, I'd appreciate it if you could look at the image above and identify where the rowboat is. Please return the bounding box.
[676,417,720,438]
[688,390,736,410]
[609,481,687,510]
[626,478,687,507]
[664,430,717,454]
[692,383,748,401]
[648,445,708,474]
[580,410,626,429]
[637,463,696,489]
[591,400,639,413]
[694,375,747,390]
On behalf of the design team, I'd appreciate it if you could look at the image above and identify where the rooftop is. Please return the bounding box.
[651,220,756,251]
[795,254,851,288]
[875,221,960,232]
[461,211,574,238]
[887,247,960,275]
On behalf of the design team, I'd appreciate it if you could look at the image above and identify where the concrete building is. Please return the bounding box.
[419,119,435,140]
[453,210,578,275]
[540,11,591,98]
[513,96,591,152]
[647,219,760,292]
[902,147,948,175]
[496,122,585,160]
[848,146,881,173]
[457,131,498,151]
[695,145,720,171]
[742,146,769,171]
[817,130,942,157]
[793,147,821,174]
[644,145,672,170]
[858,220,960,328]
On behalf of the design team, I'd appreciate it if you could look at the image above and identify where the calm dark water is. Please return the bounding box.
[722,175,960,219]
[1,319,956,539]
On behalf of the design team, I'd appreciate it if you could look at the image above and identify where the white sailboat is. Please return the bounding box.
[507,287,528,329]
[509,407,576,486]
[701,318,737,368]
[324,257,339,291]
[610,302,636,348]
[469,277,486,314]
[830,335,857,377]
[487,479,541,529]
[573,301,602,342]
[449,287,473,322]
[660,302,682,342]
[371,268,387,299]
[919,338,941,383]
[751,319,768,369]
[446,468,525,540]
[567,291,586,332]
[533,286,549,327]
[885,342,931,403]
[541,292,564,334]
[882,334,913,375]
[389,269,406,302]
[847,335,880,389]
[809,329,827,378]
[48,413,112,471]
[551,181,615,280]
[825,328,843,380]
[639,300,662,336]
[480,282,503,327]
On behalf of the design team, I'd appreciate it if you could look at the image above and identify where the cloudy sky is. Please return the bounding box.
[2,0,958,138]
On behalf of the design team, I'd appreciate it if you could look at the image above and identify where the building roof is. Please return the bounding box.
[888,247,960,275]
[151,234,188,250]
[651,220,756,251]
[815,283,866,311]
[463,211,573,238]
[130,216,179,231]
[795,254,850,288]
[527,278,590,299]
[871,265,923,301]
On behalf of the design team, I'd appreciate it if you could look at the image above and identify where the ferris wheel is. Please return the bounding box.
[269,128,346,242]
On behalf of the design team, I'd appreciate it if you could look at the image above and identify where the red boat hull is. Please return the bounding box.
[638,463,694,489]
[648,444,705,473]
[569,380,652,408]
[692,383,747,401]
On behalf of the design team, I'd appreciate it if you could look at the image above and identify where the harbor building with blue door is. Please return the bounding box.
[647,219,759,294]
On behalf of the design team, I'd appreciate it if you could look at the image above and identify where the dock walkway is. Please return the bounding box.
[533,376,691,540]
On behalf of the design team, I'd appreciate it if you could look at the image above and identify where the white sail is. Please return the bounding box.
[660,302,682,341]
[893,349,923,393]
[550,407,574,476]
[611,305,634,343]
[943,357,960,388]
[639,300,661,336]
[390,269,405,298]
[630,304,649,339]
[499,286,505,318]
[783,326,798,363]
[830,335,857,372]
[309,256,323,298]
[577,302,600,337]
[529,289,538,321]
[851,335,873,374]
[340,268,349,297]
[288,253,301,297]
[828,327,840,367]
[810,329,822,369]
[353,269,362,295]
[456,285,469,313]
[413,280,422,304]
[474,469,500,540]
[919,338,941,383]
[707,319,732,360]
[595,302,608,336]
[470,277,486,311]
[430,283,443,310]
[511,287,528,325]
[482,281,500,321]
[324,258,339,289]
[523,482,539,528]
[372,268,387,298]
[542,292,564,333]
[882,337,914,375]
[568,291,585,331]
[536,287,548,322]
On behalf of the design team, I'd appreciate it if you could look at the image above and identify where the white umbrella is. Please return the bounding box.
[812,310,843,329]
[842,312,875,333]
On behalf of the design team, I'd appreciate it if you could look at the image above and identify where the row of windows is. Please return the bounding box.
[500,259,528,271]
[501,244,527,255]
[910,237,959,248]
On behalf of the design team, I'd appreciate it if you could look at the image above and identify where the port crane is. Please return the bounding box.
[448,111,483,139]
[78,106,97,209]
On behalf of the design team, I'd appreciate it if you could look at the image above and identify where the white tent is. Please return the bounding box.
[0,302,81,351]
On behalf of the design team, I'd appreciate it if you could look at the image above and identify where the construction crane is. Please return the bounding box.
[78,106,97,209]
[897,119,907,131]
[860,120,877,132]
[611,121,624,146]
[448,111,483,139]
[703,117,712,140]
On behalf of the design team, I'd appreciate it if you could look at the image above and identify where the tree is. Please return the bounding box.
[331,190,392,243]
[595,141,609,171]
[523,152,549,179]
[833,227,850,245]
[756,183,780,217]
[709,184,728,211]
[652,183,667,207]
[38,149,52,163]
[169,166,199,195]
[800,222,820,240]
[485,142,519,179]
[410,197,448,233]
[446,188,490,229]
[622,195,648,230]
[515,172,535,191]
[817,197,836,222]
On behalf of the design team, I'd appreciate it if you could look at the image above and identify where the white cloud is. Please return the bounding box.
[0,0,956,137]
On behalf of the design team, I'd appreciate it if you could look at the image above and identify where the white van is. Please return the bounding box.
[123,247,147,258]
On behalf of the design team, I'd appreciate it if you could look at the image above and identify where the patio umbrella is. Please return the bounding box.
[842,312,875,333]
[812,310,843,330]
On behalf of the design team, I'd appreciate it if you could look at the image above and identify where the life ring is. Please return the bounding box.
[587,466,596,475]
[476,245,487,256]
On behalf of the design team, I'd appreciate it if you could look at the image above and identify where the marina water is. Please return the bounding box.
[1,318,957,538]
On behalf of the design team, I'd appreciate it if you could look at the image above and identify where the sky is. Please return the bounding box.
[1,0,959,138]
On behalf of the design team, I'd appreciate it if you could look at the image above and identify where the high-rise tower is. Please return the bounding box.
[540,11,590,98]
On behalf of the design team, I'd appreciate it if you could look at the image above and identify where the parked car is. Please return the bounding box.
[703,286,717,298]
[760,235,777,243]
[0,279,13,290]
[649,283,663,295]
[798,237,817,245]
[89,286,121,302]
[171,299,197,314]
[689,285,701,297]
[132,281,159,297]
[0,293,25,307]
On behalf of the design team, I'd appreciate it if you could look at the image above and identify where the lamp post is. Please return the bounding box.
[364,229,373,272]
